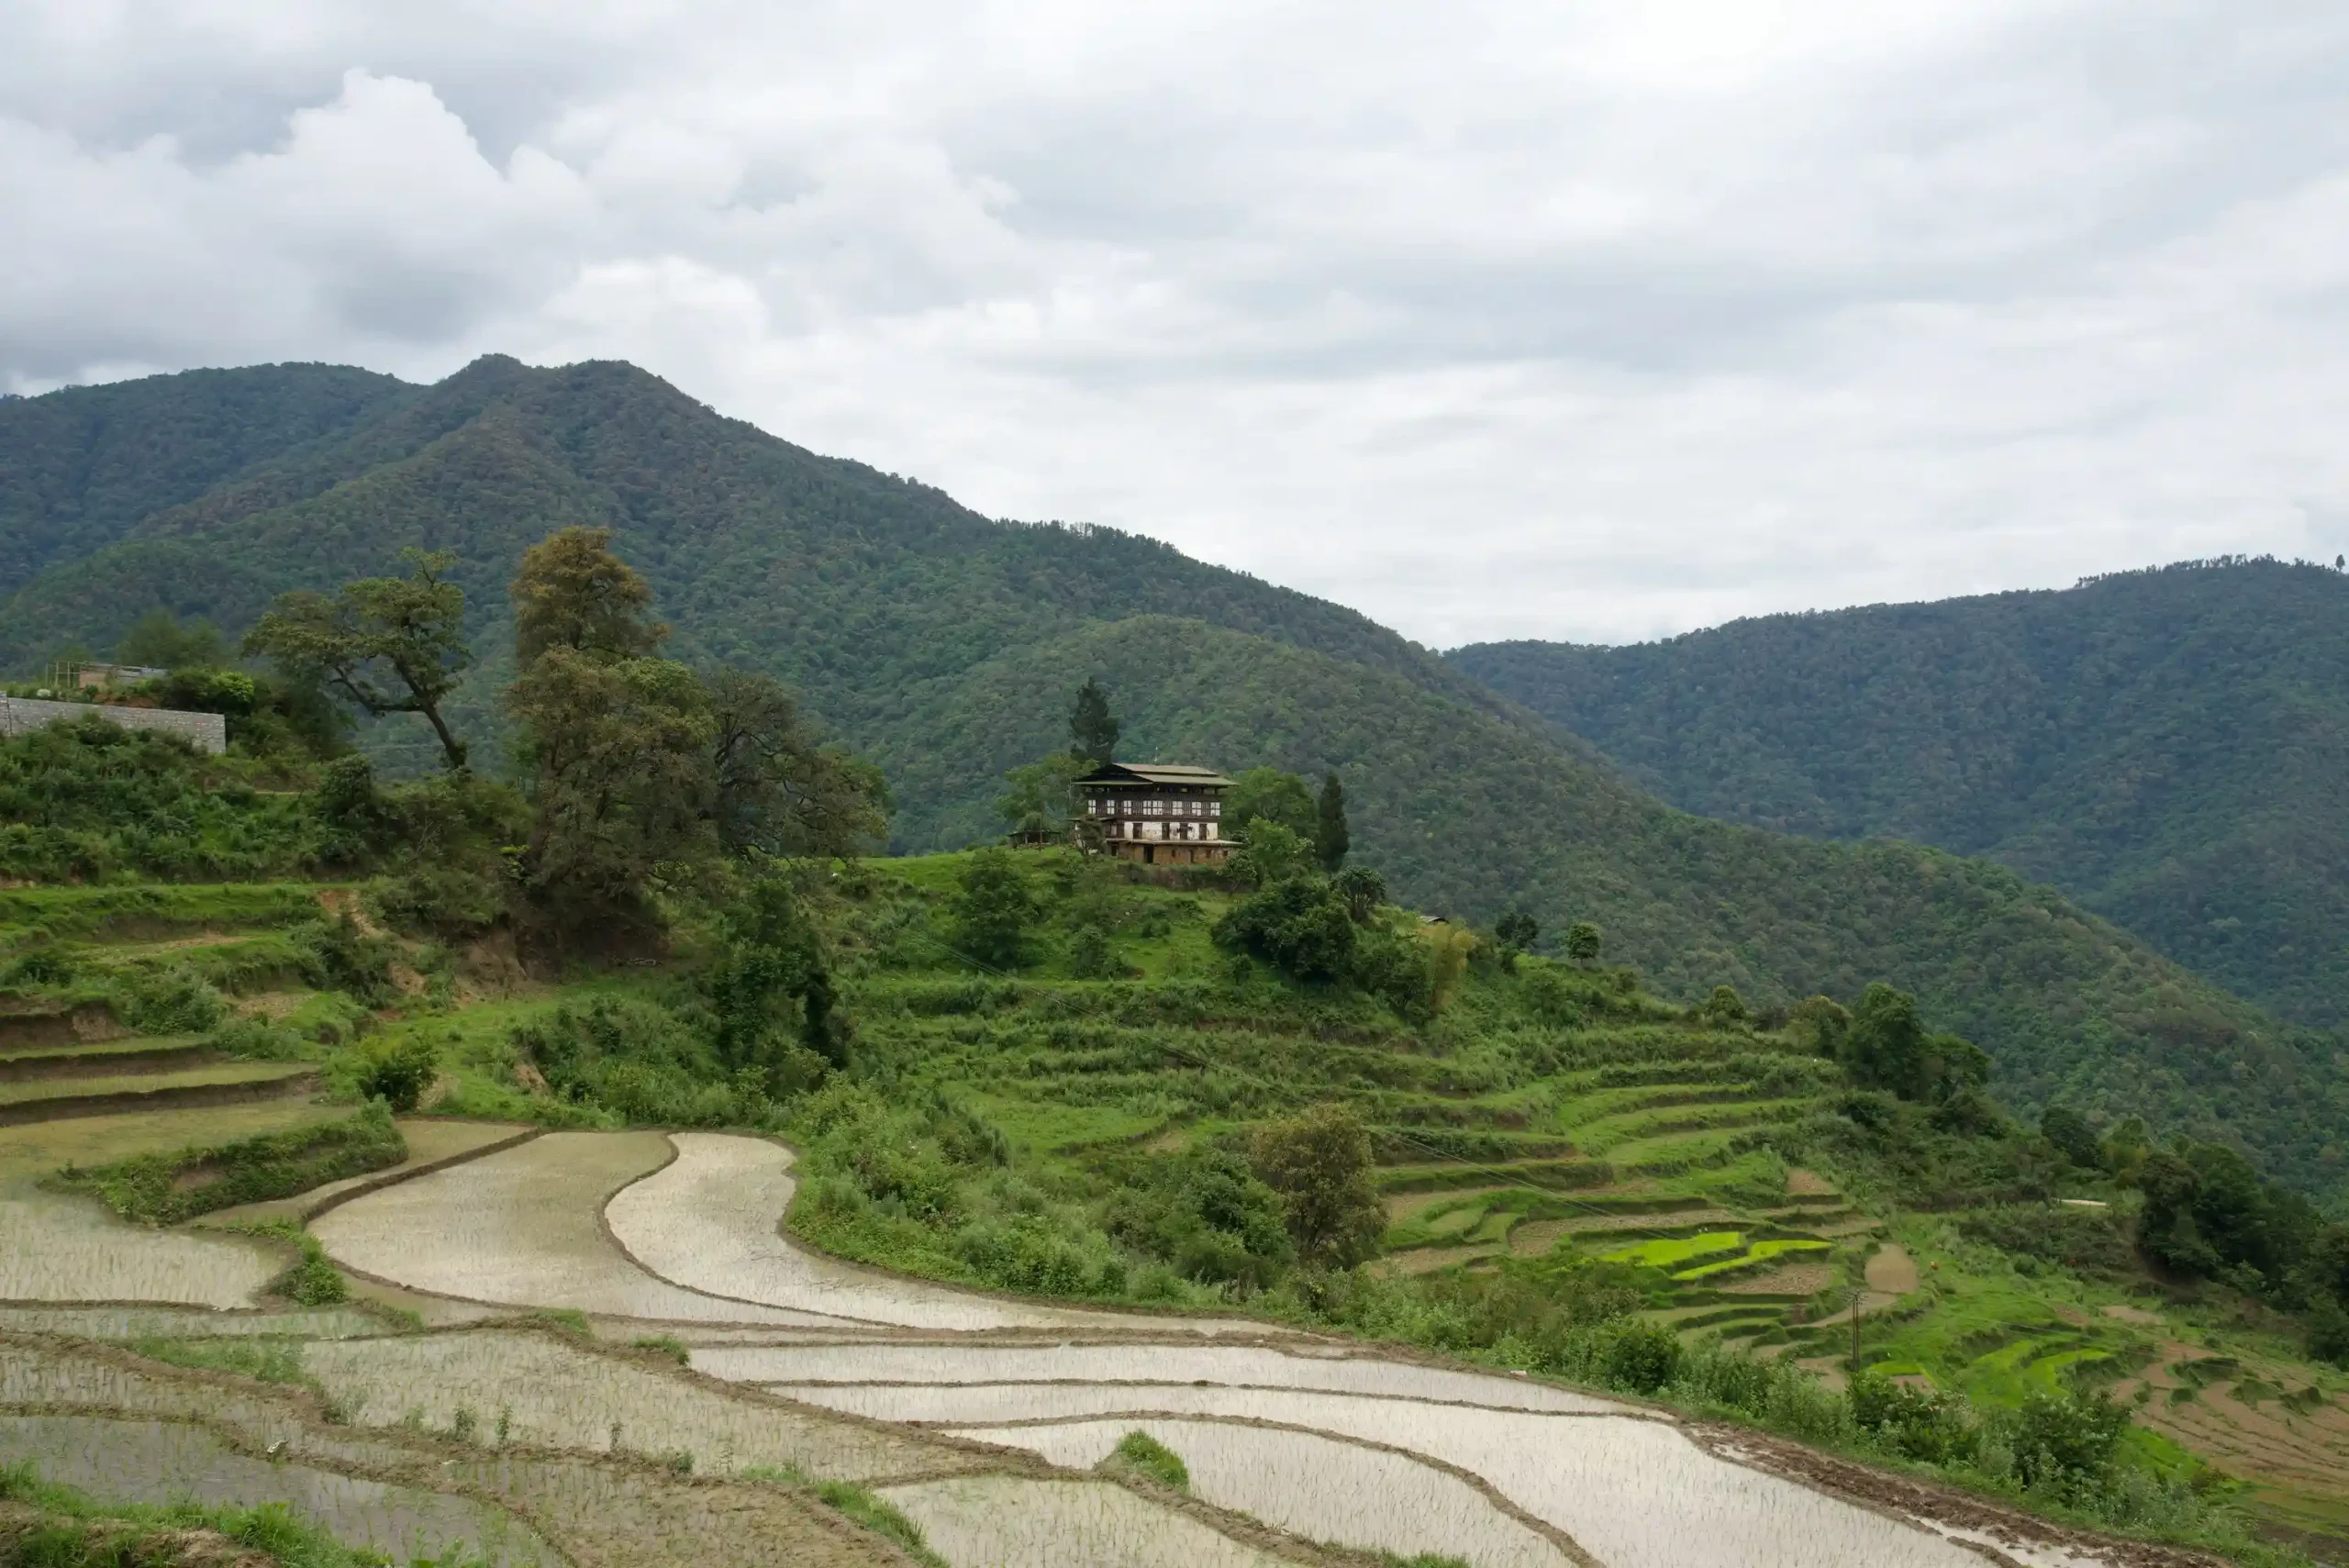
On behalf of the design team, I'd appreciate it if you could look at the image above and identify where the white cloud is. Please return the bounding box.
[8,2,2349,643]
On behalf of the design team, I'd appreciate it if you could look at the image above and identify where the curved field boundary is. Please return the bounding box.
[0,1410,564,1566]
[312,1131,870,1327]
[898,1390,1993,1568]
[608,1132,1265,1336]
[698,1341,1621,1414]
[297,1122,545,1223]
[1687,1426,2229,1568]
[0,1068,316,1128]
[0,1331,938,1568]
[945,1410,1598,1568]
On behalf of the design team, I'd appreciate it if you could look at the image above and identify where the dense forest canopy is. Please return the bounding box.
[5,361,2345,1197]
[1450,559,2349,1032]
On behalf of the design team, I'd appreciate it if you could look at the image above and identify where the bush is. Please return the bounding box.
[1213,878,1355,983]
[278,1235,350,1306]
[2004,1389,2130,1495]
[1106,1148,1294,1287]
[1108,1429,1190,1490]
[54,1104,405,1225]
[117,965,227,1035]
[355,1037,438,1112]
[952,849,1038,969]
[1848,1372,1971,1463]
[1600,1320,1683,1395]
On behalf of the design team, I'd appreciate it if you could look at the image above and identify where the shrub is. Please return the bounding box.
[278,1235,350,1306]
[355,1037,438,1112]
[952,849,1038,969]
[2003,1389,2130,1495]
[1213,878,1355,984]
[1108,1429,1190,1490]
[1106,1148,1294,1287]
[117,965,227,1035]
[1600,1320,1683,1395]
[1849,1372,1971,1463]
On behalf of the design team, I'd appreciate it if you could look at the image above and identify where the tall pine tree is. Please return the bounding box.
[1069,678,1119,767]
[1317,771,1350,871]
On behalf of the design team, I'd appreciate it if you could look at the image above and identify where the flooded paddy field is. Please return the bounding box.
[0,1123,2189,1568]
[311,1131,846,1325]
[0,1186,279,1306]
[877,1473,1292,1568]
[0,1412,560,1565]
[951,1416,1584,1568]
[303,1328,984,1483]
[697,1338,1621,1412]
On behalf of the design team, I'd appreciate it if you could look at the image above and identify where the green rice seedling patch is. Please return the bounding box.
[1600,1229,1746,1271]
[2024,1346,2112,1394]
[1672,1238,1830,1282]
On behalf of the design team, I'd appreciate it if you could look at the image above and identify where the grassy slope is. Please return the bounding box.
[1449,561,2349,1030]
[0,361,2341,1194]
[877,621,2349,1198]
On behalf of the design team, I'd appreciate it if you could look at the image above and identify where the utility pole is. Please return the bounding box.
[1850,1287,1861,1374]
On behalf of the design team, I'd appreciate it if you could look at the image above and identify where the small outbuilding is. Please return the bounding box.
[1074,762,1234,866]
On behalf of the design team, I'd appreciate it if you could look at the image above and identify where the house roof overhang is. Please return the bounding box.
[1075,762,1234,789]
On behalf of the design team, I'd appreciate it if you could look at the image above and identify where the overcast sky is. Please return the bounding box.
[8,2,2349,646]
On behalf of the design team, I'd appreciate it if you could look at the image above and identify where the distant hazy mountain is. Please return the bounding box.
[5,361,2343,1193]
[1452,561,2349,1034]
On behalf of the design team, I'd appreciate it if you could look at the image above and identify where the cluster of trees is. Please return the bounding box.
[2031,1101,2349,1360]
[1792,984,1991,1106]
[243,529,888,944]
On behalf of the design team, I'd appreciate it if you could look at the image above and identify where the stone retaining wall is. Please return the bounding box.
[0,696,227,754]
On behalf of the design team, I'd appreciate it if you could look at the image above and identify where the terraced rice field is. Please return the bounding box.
[304,1329,971,1482]
[0,1185,280,1306]
[0,1109,2183,1568]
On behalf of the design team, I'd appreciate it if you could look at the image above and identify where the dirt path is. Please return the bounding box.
[1865,1244,1919,1295]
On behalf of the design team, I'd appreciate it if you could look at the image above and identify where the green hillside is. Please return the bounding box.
[2,361,2344,1199]
[1450,561,2349,1030]
[0,362,412,598]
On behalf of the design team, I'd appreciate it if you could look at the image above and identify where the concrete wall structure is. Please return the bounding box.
[0,697,227,755]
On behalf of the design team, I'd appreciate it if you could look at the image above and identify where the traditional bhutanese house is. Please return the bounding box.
[1075,762,1234,866]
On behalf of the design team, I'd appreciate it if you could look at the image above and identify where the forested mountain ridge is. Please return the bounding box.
[0,362,413,598]
[0,356,1506,734]
[3,360,2345,1196]
[1450,561,2349,1031]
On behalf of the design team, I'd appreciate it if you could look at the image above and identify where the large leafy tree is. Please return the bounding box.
[244,550,473,771]
[511,526,666,663]
[1839,983,1990,1104]
[707,668,888,860]
[506,531,713,931]
[1226,767,1318,844]
[1250,1103,1385,1269]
